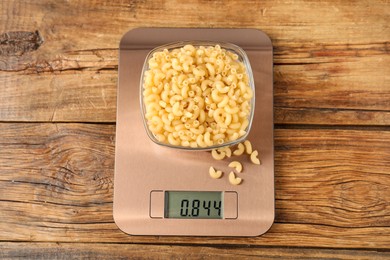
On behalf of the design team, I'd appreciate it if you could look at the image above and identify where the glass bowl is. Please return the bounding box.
[140,41,255,151]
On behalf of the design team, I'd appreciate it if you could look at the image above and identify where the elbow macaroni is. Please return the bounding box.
[143,44,253,148]
[209,139,261,186]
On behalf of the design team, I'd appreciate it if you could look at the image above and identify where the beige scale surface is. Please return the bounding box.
[114,28,274,236]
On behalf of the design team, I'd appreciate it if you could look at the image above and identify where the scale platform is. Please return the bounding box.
[114,28,274,236]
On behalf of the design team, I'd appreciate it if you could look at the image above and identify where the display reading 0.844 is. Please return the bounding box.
[165,191,223,219]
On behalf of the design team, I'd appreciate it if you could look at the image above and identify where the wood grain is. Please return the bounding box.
[275,107,390,126]
[1,0,390,257]
[0,123,388,248]
[1,243,389,260]
[0,0,389,124]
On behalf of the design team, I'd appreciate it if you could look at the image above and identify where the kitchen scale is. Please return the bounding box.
[114,28,274,236]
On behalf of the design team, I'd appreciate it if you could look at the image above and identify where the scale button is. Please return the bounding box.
[150,190,164,218]
[224,191,238,219]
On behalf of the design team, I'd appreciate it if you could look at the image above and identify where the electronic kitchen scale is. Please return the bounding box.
[114,28,274,236]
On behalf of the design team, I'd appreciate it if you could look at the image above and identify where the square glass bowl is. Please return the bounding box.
[140,41,255,151]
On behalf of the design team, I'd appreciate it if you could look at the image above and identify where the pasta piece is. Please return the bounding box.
[250,150,261,165]
[209,166,223,179]
[211,149,225,160]
[167,133,181,146]
[244,140,252,154]
[233,143,245,156]
[229,172,242,185]
[228,161,243,173]
[196,134,207,148]
[217,146,231,157]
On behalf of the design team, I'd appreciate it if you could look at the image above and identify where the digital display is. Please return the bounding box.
[165,191,223,219]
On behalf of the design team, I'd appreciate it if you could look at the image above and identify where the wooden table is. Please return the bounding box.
[1,0,389,258]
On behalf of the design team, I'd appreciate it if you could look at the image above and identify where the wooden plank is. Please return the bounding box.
[0,0,389,124]
[1,0,389,47]
[274,55,390,112]
[275,107,390,126]
[1,243,389,260]
[0,123,389,248]
[0,70,117,122]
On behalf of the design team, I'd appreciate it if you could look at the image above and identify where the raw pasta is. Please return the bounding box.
[143,44,253,148]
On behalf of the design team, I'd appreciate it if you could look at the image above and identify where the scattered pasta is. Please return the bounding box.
[250,150,261,165]
[209,166,223,179]
[244,140,252,154]
[233,143,245,156]
[228,172,242,185]
[217,146,232,158]
[209,139,261,185]
[142,44,253,148]
[211,149,226,160]
[228,161,243,173]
